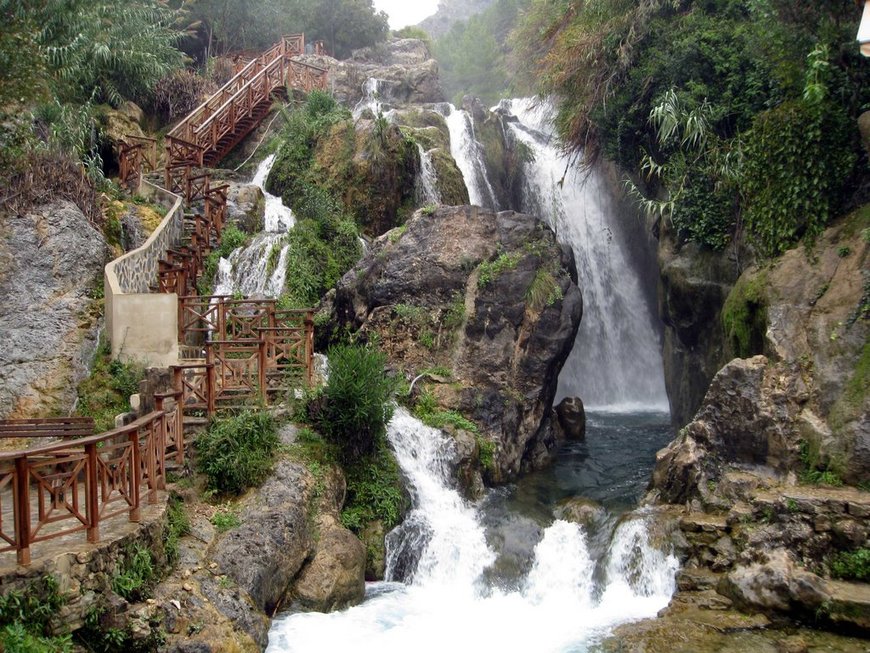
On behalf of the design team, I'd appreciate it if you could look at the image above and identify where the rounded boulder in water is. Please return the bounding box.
[553,497,605,529]
[556,396,586,440]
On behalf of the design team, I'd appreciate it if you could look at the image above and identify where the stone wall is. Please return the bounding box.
[108,182,184,294]
[105,181,183,366]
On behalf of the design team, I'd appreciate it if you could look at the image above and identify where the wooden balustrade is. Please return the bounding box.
[0,410,173,565]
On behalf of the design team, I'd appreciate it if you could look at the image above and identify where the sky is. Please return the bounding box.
[372,0,441,30]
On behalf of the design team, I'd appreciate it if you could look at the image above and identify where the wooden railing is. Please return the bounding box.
[0,407,180,565]
[119,135,158,190]
[166,33,326,176]
[174,297,314,411]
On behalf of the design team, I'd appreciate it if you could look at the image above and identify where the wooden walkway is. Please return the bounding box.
[0,35,326,568]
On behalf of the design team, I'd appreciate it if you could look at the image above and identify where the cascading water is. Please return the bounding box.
[437,104,498,209]
[267,409,677,652]
[415,143,440,205]
[213,154,294,297]
[501,98,668,410]
[353,78,396,122]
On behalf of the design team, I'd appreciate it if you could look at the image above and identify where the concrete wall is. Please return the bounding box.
[105,180,183,367]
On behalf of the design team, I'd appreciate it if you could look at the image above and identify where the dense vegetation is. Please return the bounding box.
[75,338,145,432]
[185,0,389,60]
[0,0,390,226]
[512,0,869,255]
[196,411,280,495]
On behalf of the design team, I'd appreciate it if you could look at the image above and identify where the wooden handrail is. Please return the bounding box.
[0,409,172,564]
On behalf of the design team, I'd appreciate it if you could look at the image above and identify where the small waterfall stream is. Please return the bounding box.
[267,409,677,652]
[213,154,294,297]
[438,104,498,209]
[502,98,669,410]
[415,143,440,205]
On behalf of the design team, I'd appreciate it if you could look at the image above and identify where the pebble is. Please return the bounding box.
[183,583,193,592]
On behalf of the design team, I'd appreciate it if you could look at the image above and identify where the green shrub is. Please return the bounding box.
[196,411,279,495]
[310,345,395,463]
[340,438,405,533]
[829,548,870,582]
[0,576,65,639]
[112,545,155,602]
[75,338,145,431]
[163,494,190,565]
[478,252,521,288]
[722,270,768,358]
[210,506,241,532]
[741,96,856,256]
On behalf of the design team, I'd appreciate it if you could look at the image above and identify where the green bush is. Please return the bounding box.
[721,270,768,358]
[76,338,145,432]
[196,411,279,495]
[310,345,395,463]
[341,437,405,533]
[163,494,190,565]
[829,548,870,582]
[741,96,856,256]
[0,576,65,639]
[112,544,155,602]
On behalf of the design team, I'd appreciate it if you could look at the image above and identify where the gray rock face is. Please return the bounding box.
[657,230,743,428]
[0,201,106,418]
[651,356,805,504]
[213,460,315,614]
[300,38,443,108]
[330,205,582,481]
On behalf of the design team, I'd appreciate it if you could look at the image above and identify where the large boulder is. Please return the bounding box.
[650,356,806,504]
[329,205,583,481]
[212,460,316,615]
[299,38,444,108]
[0,201,106,418]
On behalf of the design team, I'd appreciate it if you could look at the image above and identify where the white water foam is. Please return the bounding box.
[267,409,677,653]
[416,143,440,205]
[438,104,497,209]
[213,154,294,298]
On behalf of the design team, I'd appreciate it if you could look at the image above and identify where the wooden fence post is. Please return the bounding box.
[130,430,141,522]
[14,458,30,565]
[85,443,100,543]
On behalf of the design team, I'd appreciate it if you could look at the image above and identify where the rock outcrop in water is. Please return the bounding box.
[642,208,870,636]
[325,204,582,483]
[0,201,106,419]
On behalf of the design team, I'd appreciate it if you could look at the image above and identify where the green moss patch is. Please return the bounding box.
[722,268,768,359]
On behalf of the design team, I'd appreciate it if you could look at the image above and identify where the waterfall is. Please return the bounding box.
[353,78,396,122]
[437,104,497,209]
[267,408,677,652]
[213,154,294,298]
[415,143,440,205]
[501,98,669,411]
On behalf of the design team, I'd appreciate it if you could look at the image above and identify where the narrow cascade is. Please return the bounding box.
[213,154,294,297]
[266,409,677,653]
[437,104,498,208]
[502,98,669,410]
[415,143,440,205]
[353,78,395,121]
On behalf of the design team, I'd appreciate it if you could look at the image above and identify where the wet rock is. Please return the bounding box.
[555,396,586,440]
[291,514,366,612]
[553,498,605,529]
[360,520,387,581]
[330,205,582,482]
